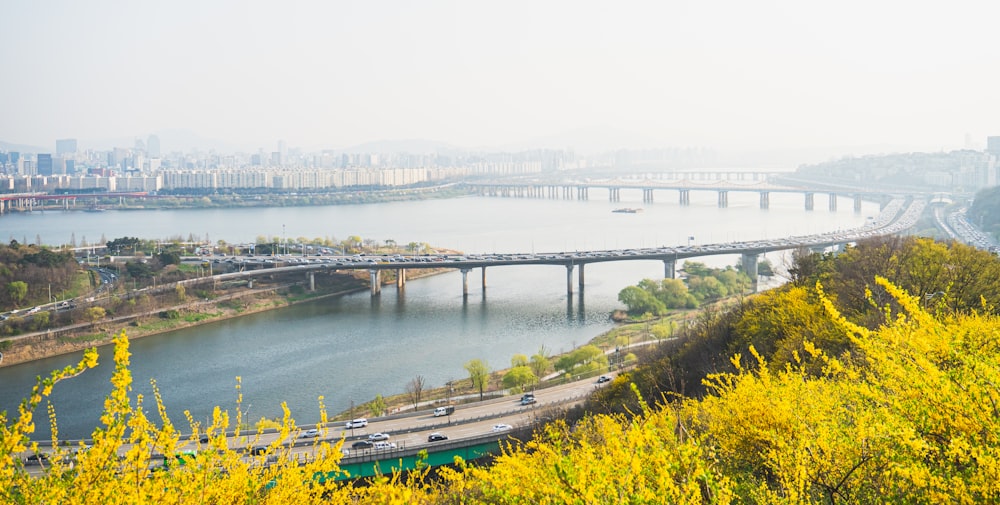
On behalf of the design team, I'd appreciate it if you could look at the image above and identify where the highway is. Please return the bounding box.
[17,371,617,474]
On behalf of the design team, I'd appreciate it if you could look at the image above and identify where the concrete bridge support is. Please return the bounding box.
[577,187,588,200]
[741,252,759,293]
[805,192,815,211]
[854,194,863,212]
[678,190,690,206]
[566,264,574,295]
[369,269,381,296]
[481,267,487,291]
[663,260,675,279]
[828,193,838,211]
[563,186,573,199]
[608,188,620,202]
[759,191,770,209]
[461,269,471,296]
[717,190,729,208]
[578,263,585,292]
[642,188,654,203]
[308,272,315,291]
[396,268,406,289]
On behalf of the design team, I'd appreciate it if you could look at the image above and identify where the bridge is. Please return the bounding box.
[194,196,925,297]
[465,176,901,211]
[0,191,152,214]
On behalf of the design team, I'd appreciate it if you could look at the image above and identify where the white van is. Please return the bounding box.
[434,406,455,417]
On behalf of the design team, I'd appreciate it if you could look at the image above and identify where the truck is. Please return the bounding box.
[433,405,454,417]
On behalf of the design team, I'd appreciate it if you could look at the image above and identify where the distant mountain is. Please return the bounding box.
[0,140,50,154]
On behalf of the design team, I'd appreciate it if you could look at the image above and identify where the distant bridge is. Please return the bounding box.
[193,197,925,297]
[0,191,152,214]
[465,176,899,211]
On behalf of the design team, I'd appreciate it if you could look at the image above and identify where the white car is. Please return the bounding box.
[492,423,512,433]
[299,428,320,439]
[372,441,396,450]
[368,432,390,441]
[345,418,368,429]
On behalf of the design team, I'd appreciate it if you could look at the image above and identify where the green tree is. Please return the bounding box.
[529,347,551,379]
[6,281,27,306]
[85,306,106,323]
[511,353,529,367]
[617,286,667,316]
[464,359,491,401]
[369,394,387,417]
[501,366,538,392]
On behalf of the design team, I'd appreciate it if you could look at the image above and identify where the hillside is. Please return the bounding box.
[4,236,1000,503]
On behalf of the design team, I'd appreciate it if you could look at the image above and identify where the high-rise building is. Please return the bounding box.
[147,134,161,158]
[987,136,1000,155]
[37,154,53,176]
[56,139,77,155]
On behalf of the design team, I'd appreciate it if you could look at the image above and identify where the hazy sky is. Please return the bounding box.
[2,0,998,153]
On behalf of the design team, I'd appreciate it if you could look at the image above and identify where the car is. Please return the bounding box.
[299,428,320,439]
[427,432,448,442]
[198,434,210,444]
[24,453,49,465]
[345,418,368,429]
[248,446,268,456]
[492,423,513,433]
[372,441,396,450]
[351,440,374,449]
[433,405,455,417]
[368,432,390,441]
[520,397,537,405]
[597,375,611,384]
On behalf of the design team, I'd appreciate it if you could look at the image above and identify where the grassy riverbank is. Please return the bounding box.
[0,268,447,368]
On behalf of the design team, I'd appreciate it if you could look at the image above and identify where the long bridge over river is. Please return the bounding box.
[195,196,925,297]
[464,175,908,210]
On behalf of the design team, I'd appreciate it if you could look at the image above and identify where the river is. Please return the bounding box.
[0,189,877,439]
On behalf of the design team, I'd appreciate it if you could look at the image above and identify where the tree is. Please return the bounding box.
[369,394,387,417]
[529,346,551,379]
[406,375,426,409]
[617,286,666,316]
[502,366,538,392]
[85,306,106,323]
[511,353,529,368]
[464,359,490,401]
[6,281,27,307]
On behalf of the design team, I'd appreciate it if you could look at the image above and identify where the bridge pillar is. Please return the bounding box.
[828,193,837,211]
[577,187,588,200]
[759,191,770,209]
[396,268,406,289]
[565,264,574,295]
[741,253,759,293]
[642,188,653,203]
[369,269,381,296]
[805,192,814,211]
[461,268,471,296]
[578,263,585,292]
[854,194,863,212]
[308,272,315,291]
[663,260,675,279]
[609,188,620,202]
[717,190,729,208]
[679,189,690,206]
[481,267,487,291]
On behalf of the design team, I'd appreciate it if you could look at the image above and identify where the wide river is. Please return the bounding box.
[0,188,878,439]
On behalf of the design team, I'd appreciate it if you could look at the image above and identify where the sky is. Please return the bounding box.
[2,0,998,154]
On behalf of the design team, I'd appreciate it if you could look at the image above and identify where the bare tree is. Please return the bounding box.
[406,374,426,409]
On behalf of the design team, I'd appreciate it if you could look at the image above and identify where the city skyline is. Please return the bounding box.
[2,1,998,156]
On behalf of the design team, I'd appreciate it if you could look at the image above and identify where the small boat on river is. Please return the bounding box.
[612,208,643,213]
